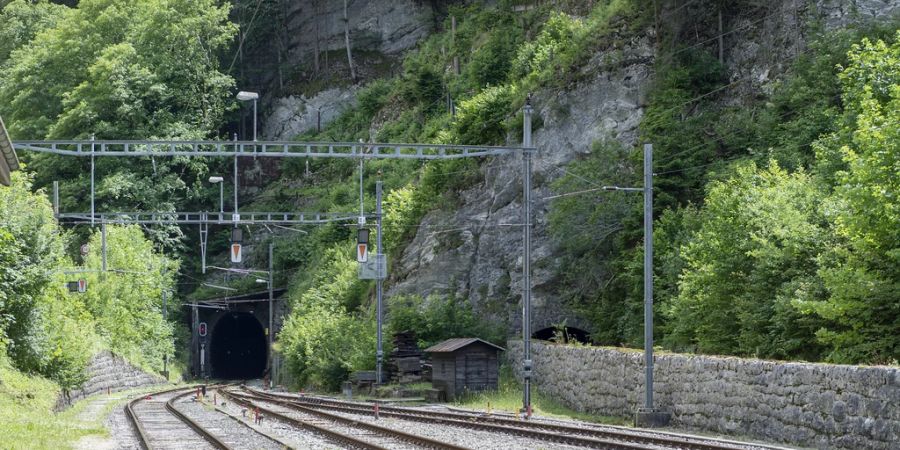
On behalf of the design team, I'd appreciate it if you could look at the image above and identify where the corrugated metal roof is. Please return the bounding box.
[424,338,505,353]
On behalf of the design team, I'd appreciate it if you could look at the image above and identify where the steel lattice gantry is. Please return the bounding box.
[13,140,534,159]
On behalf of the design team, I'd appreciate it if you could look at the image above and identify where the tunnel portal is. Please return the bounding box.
[210,312,267,379]
[533,326,591,344]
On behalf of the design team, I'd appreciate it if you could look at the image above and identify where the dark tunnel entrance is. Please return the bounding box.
[210,312,267,379]
[533,326,591,344]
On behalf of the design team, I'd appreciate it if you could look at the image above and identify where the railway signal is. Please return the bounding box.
[357,228,369,263]
[198,322,207,337]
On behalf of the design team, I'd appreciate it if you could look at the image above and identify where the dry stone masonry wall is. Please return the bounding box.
[507,340,900,449]
[54,350,163,410]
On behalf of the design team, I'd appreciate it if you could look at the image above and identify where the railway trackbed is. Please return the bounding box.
[124,385,286,450]
[240,387,791,450]
[219,388,468,450]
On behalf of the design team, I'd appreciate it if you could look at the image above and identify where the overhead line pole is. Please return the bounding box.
[643,143,654,411]
[268,242,274,388]
[522,97,533,419]
[375,180,384,385]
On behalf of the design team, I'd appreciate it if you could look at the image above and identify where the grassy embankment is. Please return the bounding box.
[0,353,174,449]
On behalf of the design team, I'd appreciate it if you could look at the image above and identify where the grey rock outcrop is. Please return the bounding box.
[263,87,359,140]
[387,35,655,335]
[508,340,900,450]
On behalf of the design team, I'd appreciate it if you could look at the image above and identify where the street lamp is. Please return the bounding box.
[236,91,259,142]
[209,176,224,222]
[603,143,670,427]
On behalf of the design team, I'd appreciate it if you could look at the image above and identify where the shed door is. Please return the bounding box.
[465,353,488,390]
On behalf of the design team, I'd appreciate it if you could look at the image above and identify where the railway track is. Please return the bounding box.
[125,385,287,450]
[242,387,788,450]
[220,388,470,450]
[125,386,225,449]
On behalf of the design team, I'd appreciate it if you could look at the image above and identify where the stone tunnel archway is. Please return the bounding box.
[210,312,267,379]
[532,326,591,344]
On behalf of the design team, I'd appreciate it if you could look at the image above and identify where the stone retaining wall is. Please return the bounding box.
[54,351,163,410]
[507,340,899,449]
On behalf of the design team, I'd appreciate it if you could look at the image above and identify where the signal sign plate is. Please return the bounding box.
[357,243,368,263]
[78,279,87,293]
[80,244,89,256]
[230,243,242,263]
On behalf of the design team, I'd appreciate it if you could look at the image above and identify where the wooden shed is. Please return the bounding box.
[424,338,504,401]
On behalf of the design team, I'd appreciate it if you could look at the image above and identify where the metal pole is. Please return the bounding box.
[643,143,654,410]
[375,180,384,385]
[234,152,239,221]
[219,183,224,223]
[101,223,107,272]
[522,99,533,418]
[253,99,258,142]
[192,304,199,377]
[52,181,59,216]
[90,135,95,227]
[359,154,364,218]
[268,242,274,388]
[163,286,168,380]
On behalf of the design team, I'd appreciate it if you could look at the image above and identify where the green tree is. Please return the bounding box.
[666,161,829,360]
[800,33,900,364]
[0,0,65,66]
[0,0,237,252]
[80,225,177,371]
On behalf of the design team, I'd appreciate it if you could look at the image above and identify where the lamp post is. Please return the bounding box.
[236,91,259,142]
[603,143,671,427]
[209,176,224,222]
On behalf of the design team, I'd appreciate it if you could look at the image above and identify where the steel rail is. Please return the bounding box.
[245,388,771,450]
[218,389,391,450]
[224,388,470,450]
[125,385,226,450]
[13,140,536,159]
[165,389,232,450]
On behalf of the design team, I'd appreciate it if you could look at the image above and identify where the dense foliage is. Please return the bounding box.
[551,23,899,364]
[0,173,176,388]
[0,0,237,251]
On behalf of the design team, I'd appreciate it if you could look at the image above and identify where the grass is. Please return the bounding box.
[0,352,178,449]
[453,366,629,426]
[0,354,97,449]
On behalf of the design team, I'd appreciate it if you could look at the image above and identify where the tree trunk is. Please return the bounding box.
[313,0,321,75]
[717,6,724,64]
[343,0,357,82]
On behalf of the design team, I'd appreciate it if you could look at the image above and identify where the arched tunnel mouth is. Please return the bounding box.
[210,312,267,379]
[533,326,591,344]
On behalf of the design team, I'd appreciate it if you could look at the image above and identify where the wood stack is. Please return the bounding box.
[388,331,423,384]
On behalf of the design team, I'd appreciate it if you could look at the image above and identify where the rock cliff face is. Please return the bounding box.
[386,36,655,335]
[259,0,436,140]
[259,0,899,334]
[385,0,899,337]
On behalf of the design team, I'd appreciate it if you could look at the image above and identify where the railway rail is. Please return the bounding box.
[125,386,226,449]
[125,384,287,450]
[219,387,469,450]
[242,387,788,450]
